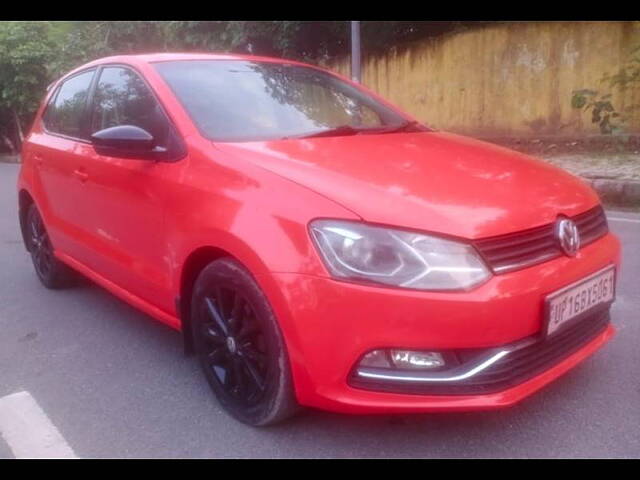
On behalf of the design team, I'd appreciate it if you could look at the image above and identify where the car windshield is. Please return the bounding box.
[153,60,410,142]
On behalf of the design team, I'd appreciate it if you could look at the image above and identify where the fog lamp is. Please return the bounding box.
[359,350,392,368]
[390,350,445,369]
[358,349,446,370]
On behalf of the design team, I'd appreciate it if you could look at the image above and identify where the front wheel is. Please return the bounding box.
[191,258,299,426]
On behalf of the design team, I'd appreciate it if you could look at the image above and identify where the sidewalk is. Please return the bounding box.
[540,153,640,207]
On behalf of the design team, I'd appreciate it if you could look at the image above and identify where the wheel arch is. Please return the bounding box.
[178,245,239,355]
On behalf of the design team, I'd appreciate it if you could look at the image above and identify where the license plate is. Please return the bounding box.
[545,266,615,337]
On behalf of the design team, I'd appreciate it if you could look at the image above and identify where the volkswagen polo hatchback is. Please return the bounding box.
[18,53,620,425]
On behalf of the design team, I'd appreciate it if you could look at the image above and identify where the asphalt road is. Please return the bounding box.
[0,162,638,458]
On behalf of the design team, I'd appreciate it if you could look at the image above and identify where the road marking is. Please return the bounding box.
[607,217,640,224]
[0,391,77,459]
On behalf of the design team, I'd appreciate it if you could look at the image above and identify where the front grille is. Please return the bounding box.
[350,307,611,396]
[474,205,608,274]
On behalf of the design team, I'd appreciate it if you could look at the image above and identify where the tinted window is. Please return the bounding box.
[91,67,169,146]
[43,69,95,138]
[154,60,406,142]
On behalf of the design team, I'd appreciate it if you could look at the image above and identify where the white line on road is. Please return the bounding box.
[0,391,77,459]
[607,217,640,224]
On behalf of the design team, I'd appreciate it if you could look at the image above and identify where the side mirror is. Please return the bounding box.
[90,125,164,159]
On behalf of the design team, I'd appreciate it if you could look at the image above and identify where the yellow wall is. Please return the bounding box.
[326,21,640,137]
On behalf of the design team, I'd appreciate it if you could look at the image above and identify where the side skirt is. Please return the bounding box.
[55,250,182,331]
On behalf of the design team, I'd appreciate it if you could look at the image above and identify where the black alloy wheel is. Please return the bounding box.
[200,286,268,407]
[192,258,298,426]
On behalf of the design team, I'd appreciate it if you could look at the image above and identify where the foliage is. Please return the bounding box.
[571,90,619,134]
[0,22,56,123]
[571,44,640,134]
[0,20,479,145]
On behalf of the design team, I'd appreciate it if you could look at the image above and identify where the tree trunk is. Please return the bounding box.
[11,109,23,156]
[0,133,15,154]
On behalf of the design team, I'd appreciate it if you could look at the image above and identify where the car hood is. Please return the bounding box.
[213,131,599,239]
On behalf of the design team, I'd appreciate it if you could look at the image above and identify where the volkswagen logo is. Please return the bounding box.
[555,218,580,257]
[226,336,237,354]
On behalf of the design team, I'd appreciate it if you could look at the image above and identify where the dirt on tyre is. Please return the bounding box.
[191,258,299,426]
[26,204,77,289]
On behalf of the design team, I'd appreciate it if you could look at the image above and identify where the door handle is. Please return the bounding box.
[73,168,89,183]
[34,154,44,166]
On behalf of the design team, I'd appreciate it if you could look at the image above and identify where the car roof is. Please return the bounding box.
[54,52,321,88]
[79,52,312,70]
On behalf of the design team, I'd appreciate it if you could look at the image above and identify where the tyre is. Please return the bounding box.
[26,204,76,289]
[191,258,299,426]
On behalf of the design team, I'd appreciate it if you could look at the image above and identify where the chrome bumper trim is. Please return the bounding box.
[355,350,511,383]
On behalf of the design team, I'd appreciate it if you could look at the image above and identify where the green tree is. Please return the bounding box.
[0,20,482,154]
[0,21,56,150]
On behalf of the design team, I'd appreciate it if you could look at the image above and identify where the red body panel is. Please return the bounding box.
[215,132,600,239]
[17,53,621,414]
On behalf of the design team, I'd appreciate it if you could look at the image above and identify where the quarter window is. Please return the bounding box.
[90,67,169,147]
[43,69,95,138]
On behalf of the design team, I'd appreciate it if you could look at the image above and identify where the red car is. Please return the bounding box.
[17,53,620,426]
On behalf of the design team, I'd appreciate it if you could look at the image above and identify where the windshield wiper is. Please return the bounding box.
[285,125,365,140]
[371,120,424,134]
[282,121,425,140]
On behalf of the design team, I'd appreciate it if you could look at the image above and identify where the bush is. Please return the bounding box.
[572,44,640,134]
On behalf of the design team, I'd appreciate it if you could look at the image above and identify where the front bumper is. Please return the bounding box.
[350,307,611,396]
[260,232,620,414]
[318,324,615,414]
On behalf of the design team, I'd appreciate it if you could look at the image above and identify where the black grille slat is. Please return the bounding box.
[574,206,604,221]
[580,221,606,237]
[481,316,605,380]
[475,206,608,274]
[581,229,608,246]
[580,215,609,245]
[461,309,608,383]
[485,240,557,264]
[576,213,603,229]
[476,226,554,252]
[582,230,608,246]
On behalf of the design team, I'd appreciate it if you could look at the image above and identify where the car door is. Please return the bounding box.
[29,68,98,259]
[77,65,180,312]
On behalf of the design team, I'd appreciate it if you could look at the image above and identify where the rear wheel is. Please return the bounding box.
[191,258,299,426]
[26,204,76,289]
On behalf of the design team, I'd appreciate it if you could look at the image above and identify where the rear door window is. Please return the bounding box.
[43,69,95,139]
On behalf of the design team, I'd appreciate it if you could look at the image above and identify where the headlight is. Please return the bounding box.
[309,219,490,291]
